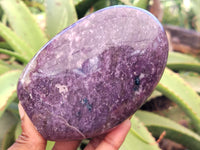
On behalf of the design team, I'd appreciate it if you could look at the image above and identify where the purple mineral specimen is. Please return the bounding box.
[17,6,168,141]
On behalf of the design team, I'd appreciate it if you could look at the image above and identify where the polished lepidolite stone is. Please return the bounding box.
[17,6,168,141]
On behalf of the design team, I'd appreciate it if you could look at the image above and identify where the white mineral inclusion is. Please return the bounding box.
[88,56,99,73]
[20,59,37,86]
[55,84,68,94]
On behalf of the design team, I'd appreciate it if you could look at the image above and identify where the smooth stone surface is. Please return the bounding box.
[17,6,168,141]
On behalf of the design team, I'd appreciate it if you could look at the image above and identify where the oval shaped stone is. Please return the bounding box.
[17,6,168,141]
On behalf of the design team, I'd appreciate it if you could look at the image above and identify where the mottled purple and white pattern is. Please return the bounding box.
[17,6,168,141]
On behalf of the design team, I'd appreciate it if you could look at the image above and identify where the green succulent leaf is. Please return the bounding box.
[120,116,160,150]
[119,0,132,6]
[132,0,149,9]
[7,102,19,118]
[73,0,83,5]
[1,123,16,150]
[167,51,200,73]
[0,64,11,75]
[93,0,109,12]
[14,122,21,140]
[0,111,18,149]
[179,72,200,93]
[0,70,21,118]
[168,51,200,63]
[75,0,100,18]
[46,141,55,150]
[0,22,34,59]
[135,110,200,150]
[147,90,162,101]
[0,60,24,71]
[0,60,22,75]
[0,42,12,50]
[0,48,29,64]
[168,63,200,74]
[156,68,200,133]
[45,0,77,38]
[0,0,48,52]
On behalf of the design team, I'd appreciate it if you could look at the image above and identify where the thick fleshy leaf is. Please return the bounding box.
[0,70,21,118]
[45,0,77,38]
[156,68,200,133]
[167,51,200,73]
[0,23,34,59]
[93,0,109,12]
[0,42,12,50]
[147,90,162,101]
[73,0,83,5]
[133,0,149,9]
[168,63,200,74]
[7,102,19,118]
[46,141,55,150]
[0,111,18,149]
[75,0,100,18]
[0,60,24,71]
[14,122,21,140]
[156,105,190,124]
[120,116,160,150]
[168,51,200,64]
[119,0,132,5]
[0,64,10,75]
[0,48,29,64]
[0,0,48,52]
[179,72,200,93]
[136,110,200,150]
[0,60,22,75]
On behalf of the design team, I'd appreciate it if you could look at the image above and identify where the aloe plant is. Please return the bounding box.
[0,0,200,149]
[135,110,200,150]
